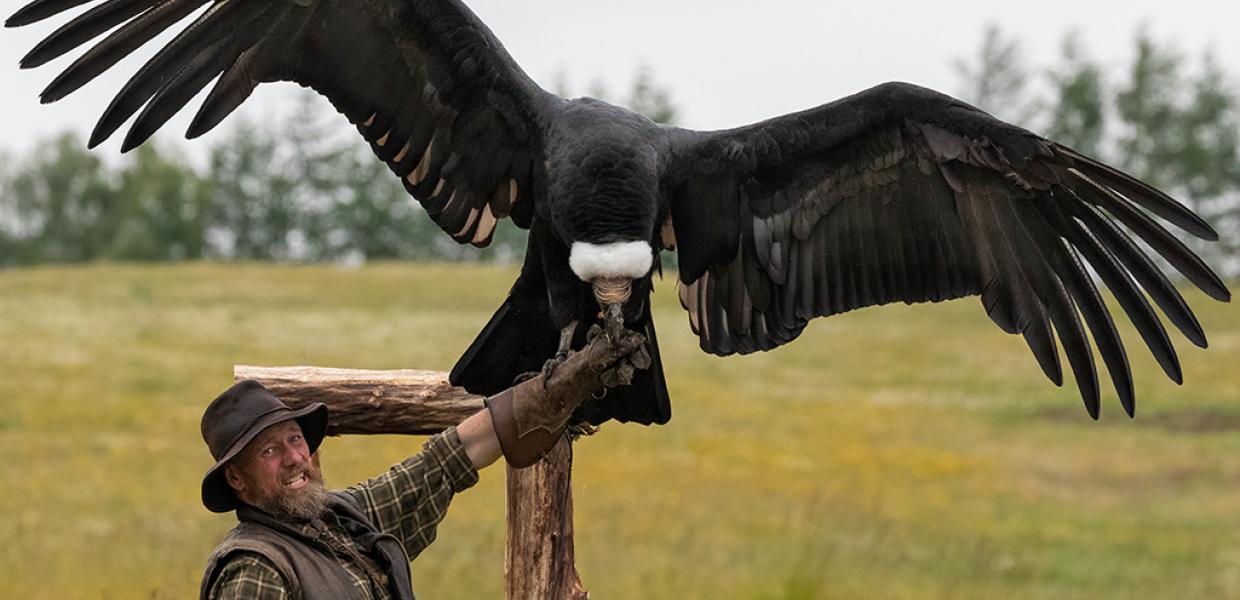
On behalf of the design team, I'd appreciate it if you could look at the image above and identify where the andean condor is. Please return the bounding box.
[8,0,1232,426]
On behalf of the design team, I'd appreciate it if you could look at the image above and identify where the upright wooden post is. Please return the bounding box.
[234,366,589,598]
[505,437,588,599]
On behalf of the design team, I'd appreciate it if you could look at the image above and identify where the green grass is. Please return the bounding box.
[1,262,1237,599]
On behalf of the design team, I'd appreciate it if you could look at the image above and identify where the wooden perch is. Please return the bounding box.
[234,365,484,435]
[233,365,589,599]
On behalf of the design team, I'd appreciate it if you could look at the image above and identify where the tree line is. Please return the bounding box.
[955,25,1240,275]
[2,32,1238,275]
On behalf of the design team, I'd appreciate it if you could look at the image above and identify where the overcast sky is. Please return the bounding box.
[1,0,1236,163]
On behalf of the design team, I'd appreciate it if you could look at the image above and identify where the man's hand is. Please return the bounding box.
[484,325,650,468]
[584,324,651,388]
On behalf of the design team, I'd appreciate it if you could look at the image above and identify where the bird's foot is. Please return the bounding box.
[539,320,580,389]
[539,350,571,390]
[567,422,600,440]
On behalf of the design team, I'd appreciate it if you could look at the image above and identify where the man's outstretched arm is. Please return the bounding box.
[457,409,503,470]
[343,327,648,556]
[342,426,479,560]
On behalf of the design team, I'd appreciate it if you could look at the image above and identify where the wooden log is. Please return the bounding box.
[506,436,588,600]
[234,365,484,436]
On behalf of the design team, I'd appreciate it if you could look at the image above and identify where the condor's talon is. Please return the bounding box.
[538,320,580,388]
[568,422,600,439]
[540,352,572,389]
[585,323,605,343]
[630,344,652,370]
[606,321,625,344]
[513,371,540,385]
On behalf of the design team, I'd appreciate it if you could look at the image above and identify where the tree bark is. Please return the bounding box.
[506,436,589,600]
[233,365,589,598]
[234,365,483,435]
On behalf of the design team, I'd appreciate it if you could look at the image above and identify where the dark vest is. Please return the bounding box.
[200,492,416,600]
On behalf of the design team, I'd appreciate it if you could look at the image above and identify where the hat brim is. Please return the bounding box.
[201,403,328,513]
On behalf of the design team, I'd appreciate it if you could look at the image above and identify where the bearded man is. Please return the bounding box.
[198,329,647,599]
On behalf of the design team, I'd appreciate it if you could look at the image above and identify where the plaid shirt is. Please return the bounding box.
[207,427,479,599]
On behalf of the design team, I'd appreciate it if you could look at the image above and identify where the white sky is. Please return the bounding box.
[1,0,1237,163]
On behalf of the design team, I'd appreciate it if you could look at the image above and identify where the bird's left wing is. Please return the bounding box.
[9,0,557,244]
[662,82,1230,418]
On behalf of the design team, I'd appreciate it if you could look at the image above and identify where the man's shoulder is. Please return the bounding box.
[212,521,289,555]
[214,550,281,577]
[207,520,303,570]
[202,524,299,599]
[206,550,292,600]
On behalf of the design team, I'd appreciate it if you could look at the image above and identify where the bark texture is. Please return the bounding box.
[506,436,588,600]
[234,365,483,435]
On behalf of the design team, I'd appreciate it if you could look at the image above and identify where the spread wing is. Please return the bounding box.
[8,0,556,245]
[663,82,1231,418]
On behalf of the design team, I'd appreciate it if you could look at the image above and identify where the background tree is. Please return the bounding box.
[1169,53,1240,267]
[557,65,680,125]
[206,117,299,261]
[0,150,14,263]
[627,64,678,125]
[1044,32,1107,158]
[108,142,209,261]
[280,92,359,262]
[1114,29,1186,192]
[0,133,116,266]
[1112,33,1240,270]
[325,152,436,262]
[953,23,1036,126]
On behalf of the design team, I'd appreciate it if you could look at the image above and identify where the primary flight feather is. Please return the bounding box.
[10,0,1231,424]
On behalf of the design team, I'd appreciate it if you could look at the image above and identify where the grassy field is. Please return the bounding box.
[1,262,1237,599]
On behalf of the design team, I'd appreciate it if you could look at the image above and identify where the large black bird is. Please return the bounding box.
[9,0,1231,426]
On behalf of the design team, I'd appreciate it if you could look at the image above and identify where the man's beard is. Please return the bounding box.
[252,463,330,521]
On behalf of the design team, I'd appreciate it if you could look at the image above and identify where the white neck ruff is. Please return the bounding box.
[569,241,653,281]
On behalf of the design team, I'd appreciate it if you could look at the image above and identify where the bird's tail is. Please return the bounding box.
[575,303,672,426]
[450,264,670,426]
[449,262,557,398]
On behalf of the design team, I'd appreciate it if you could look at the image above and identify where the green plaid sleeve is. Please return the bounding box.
[207,552,290,600]
[343,426,480,559]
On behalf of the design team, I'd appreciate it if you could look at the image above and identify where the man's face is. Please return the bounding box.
[225,420,329,520]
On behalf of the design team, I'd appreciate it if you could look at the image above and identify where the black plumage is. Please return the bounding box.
[10,0,1231,424]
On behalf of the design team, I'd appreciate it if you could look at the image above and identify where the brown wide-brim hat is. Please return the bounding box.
[200,380,328,513]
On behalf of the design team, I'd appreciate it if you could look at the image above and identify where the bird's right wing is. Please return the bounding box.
[9,0,558,245]
[662,82,1230,418]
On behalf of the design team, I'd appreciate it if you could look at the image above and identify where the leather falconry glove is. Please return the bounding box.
[486,326,651,468]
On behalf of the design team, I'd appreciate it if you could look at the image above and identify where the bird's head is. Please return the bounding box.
[569,240,654,327]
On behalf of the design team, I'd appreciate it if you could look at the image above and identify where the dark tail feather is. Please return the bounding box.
[451,273,672,426]
[577,310,672,426]
[449,270,557,397]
